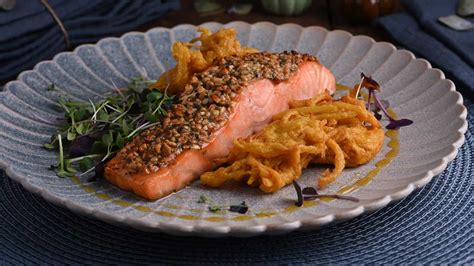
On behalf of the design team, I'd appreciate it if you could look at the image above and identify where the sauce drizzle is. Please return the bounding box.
[70,83,400,221]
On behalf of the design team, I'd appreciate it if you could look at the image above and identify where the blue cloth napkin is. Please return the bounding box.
[0,0,180,85]
[377,0,474,99]
[404,0,474,66]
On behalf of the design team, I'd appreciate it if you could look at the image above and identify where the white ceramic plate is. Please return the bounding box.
[0,22,467,237]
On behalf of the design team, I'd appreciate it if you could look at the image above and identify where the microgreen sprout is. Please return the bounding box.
[45,77,175,179]
[293,180,359,207]
[47,84,57,91]
[373,91,413,129]
[229,201,248,214]
[208,206,222,212]
[301,186,359,202]
[293,181,304,207]
[197,195,210,204]
[56,134,75,177]
[358,73,413,130]
[197,195,249,214]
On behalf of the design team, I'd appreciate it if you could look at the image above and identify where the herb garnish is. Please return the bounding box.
[293,181,304,207]
[197,195,249,214]
[197,195,211,204]
[45,77,174,179]
[229,201,248,214]
[47,84,57,91]
[366,99,389,121]
[293,181,359,207]
[355,73,413,129]
[197,194,224,212]
[208,205,222,212]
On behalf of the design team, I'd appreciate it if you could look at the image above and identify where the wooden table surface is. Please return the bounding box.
[140,0,399,43]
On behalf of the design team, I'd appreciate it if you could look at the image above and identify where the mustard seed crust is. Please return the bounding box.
[113,51,319,174]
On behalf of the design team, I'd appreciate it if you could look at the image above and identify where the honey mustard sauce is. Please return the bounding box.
[71,83,400,220]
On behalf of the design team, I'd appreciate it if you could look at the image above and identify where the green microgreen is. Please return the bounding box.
[45,77,175,179]
[197,195,249,214]
[208,205,222,212]
[47,84,57,91]
[197,194,221,211]
[56,134,75,177]
[197,195,210,204]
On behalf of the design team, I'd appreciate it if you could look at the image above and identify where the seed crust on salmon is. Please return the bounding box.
[105,51,336,200]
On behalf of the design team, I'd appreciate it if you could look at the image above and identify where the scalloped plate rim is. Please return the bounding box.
[0,21,468,237]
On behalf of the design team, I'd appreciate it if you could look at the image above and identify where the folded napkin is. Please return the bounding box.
[0,0,180,86]
[377,0,474,99]
[405,0,474,66]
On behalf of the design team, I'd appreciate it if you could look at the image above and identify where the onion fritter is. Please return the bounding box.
[200,92,384,193]
[152,27,257,95]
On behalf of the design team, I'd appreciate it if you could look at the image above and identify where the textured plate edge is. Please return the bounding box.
[0,21,468,238]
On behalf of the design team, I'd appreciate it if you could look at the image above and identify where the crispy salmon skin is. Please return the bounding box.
[105,52,336,200]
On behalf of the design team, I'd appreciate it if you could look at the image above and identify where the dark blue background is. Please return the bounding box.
[0,0,180,85]
[377,0,474,99]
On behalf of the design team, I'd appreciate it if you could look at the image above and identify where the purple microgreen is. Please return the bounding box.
[357,73,413,130]
[293,181,304,207]
[326,194,359,202]
[368,89,382,120]
[373,91,413,129]
[365,85,382,120]
[303,194,360,202]
[386,119,414,130]
[298,185,360,203]
[367,89,373,113]
[86,175,98,182]
[302,186,318,201]
[69,135,94,157]
[229,201,249,214]
[354,73,380,99]
[302,186,318,196]
[360,72,380,92]
[373,111,382,120]
[365,100,390,112]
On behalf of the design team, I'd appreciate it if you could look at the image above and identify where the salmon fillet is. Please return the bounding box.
[105,52,336,200]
